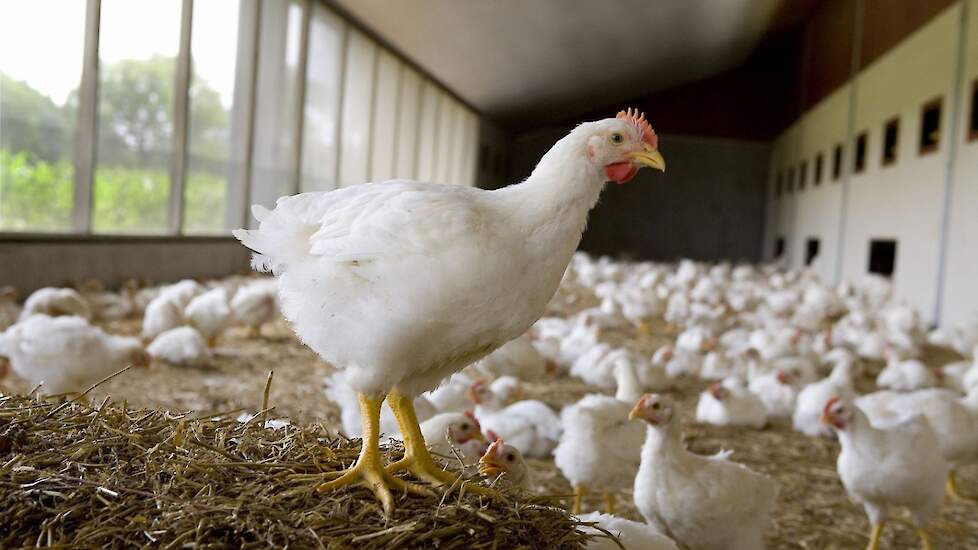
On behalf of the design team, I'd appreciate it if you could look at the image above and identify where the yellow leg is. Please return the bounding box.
[385,389,496,497]
[866,522,884,550]
[916,528,932,550]
[947,470,977,502]
[573,484,586,514]
[317,393,432,516]
[603,490,615,515]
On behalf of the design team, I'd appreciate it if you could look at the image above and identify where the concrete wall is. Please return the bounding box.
[0,238,250,292]
[764,0,977,327]
[512,128,771,262]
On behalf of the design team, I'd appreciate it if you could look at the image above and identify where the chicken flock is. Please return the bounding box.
[2,110,977,548]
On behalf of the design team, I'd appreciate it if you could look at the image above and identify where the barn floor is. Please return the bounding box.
[3,317,977,549]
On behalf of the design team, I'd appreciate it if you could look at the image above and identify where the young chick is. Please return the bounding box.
[554,394,644,514]
[631,394,779,550]
[229,279,278,338]
[0,315,149,395]
[478,439,533,490]
[147,326,211,368]
[577,512,678,550]
[821,396,947,550]
[696,378,767,429]
[420,411,487,464]
[20,287,91,321]
[185,287,232,346]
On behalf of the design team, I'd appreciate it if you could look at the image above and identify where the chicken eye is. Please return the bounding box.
[651,402,660,409]
[461,423,470,430]
[506,454,515,462]
[609,133,624,145]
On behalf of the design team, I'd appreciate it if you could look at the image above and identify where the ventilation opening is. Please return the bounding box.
[832,144,843,181]
[969,79,978,142]
[786,167,794,194]
[805,238,820,266]
[814,153,824,185]
[919,97,942,154]
[883,118,899,166]
[798,160,808,191]
[868,240,897,277]
[854,132,867,173]
[775,237,786,258]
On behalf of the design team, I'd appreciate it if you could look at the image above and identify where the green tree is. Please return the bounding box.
[0,73,74,163]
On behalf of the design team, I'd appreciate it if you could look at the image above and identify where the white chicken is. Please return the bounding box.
[875,351,938,391]
[478,439,534,490]
[577,512,678,550]
[856,388,978,501]
[419,411,487,463]
[147,326,211,367]
[142,295,185,341]
[324,371,437,442]
[749,368,799,418]
[631,394,779,550]
[469,380,562,458]
[473,331,553,380]
[696,378,767,428]
[20,287,91,321]
[821,396,948,550]
[234,110,664,513]
[554,394,644,514]
[793,356,858,437]
[0,315,149,394]
[185,287,233,346]
[230,279,278,337]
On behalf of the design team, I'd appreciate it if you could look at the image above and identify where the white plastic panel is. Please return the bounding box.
[301,5,345,192]
[337,30,376,187]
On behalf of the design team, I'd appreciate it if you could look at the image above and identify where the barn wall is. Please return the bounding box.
[764,0,976,327]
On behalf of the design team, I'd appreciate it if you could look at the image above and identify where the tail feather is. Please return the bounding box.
[233,200,318,274]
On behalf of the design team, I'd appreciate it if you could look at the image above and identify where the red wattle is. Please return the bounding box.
[604,162,637,184]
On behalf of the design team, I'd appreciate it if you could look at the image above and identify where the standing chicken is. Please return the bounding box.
[234,110,664,515]
[821,396,947,550]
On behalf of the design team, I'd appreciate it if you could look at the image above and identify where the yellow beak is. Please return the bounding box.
[628,145,666,172]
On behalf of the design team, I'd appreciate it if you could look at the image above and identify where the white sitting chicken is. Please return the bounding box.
[157,279,204,308]
[631,394,779,550]
[147,326,211,367]
[577,512,678,550]
[185,287,232,346]
[424,372,476,413]
[230,279,278,338]
[856,388,978,501]
[0,315,149,394]
[473,331,553,380]
[20,287,91,321]
[875,351,938,391]
[554,394,644,514]
[142,295,185,341]
[469,381,562,458]
[821,396,948,550]
[324,371,437,442]
[793,356,858,437]
[696,378,767,428]
[749,368,799,418]
[478,439,534,490]
[420,411,487,464]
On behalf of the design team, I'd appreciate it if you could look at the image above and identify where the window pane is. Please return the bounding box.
[301,4,344,193]
[435,93,456,183]
[93,0,182,234]
[0,1,85,232]
[416,81,439,182]
[183,0,241,235]
[249,0,303,221]
[369,50,400,182]
[337,30,376,187]
[394,67,421,179]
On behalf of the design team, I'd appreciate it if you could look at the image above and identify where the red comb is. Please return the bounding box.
[487,430,501,442]
[487,439,505,456]
[823,396,841,416]
[464,410,481,429]
[617,108,658,148]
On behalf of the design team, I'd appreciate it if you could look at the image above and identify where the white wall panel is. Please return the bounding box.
[393,67,421,179]
[369,50,400,182]
[416,81,440,182]
[337,30,376,187]
[301,5,344,192]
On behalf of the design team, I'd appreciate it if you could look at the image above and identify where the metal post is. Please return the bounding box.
[72,0,101,233]
[169,0,194,234]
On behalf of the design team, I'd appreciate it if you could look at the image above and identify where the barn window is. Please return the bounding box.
[853,132,867,173]
[919,97,942,155]
[775,237,786,258]
[832,144,843,181]
[814,153,824,185]
[968,79,978,142]
[805,238,820,266]
[868,240,897,277]
[798,160,808,191]
[882,118,899,166]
